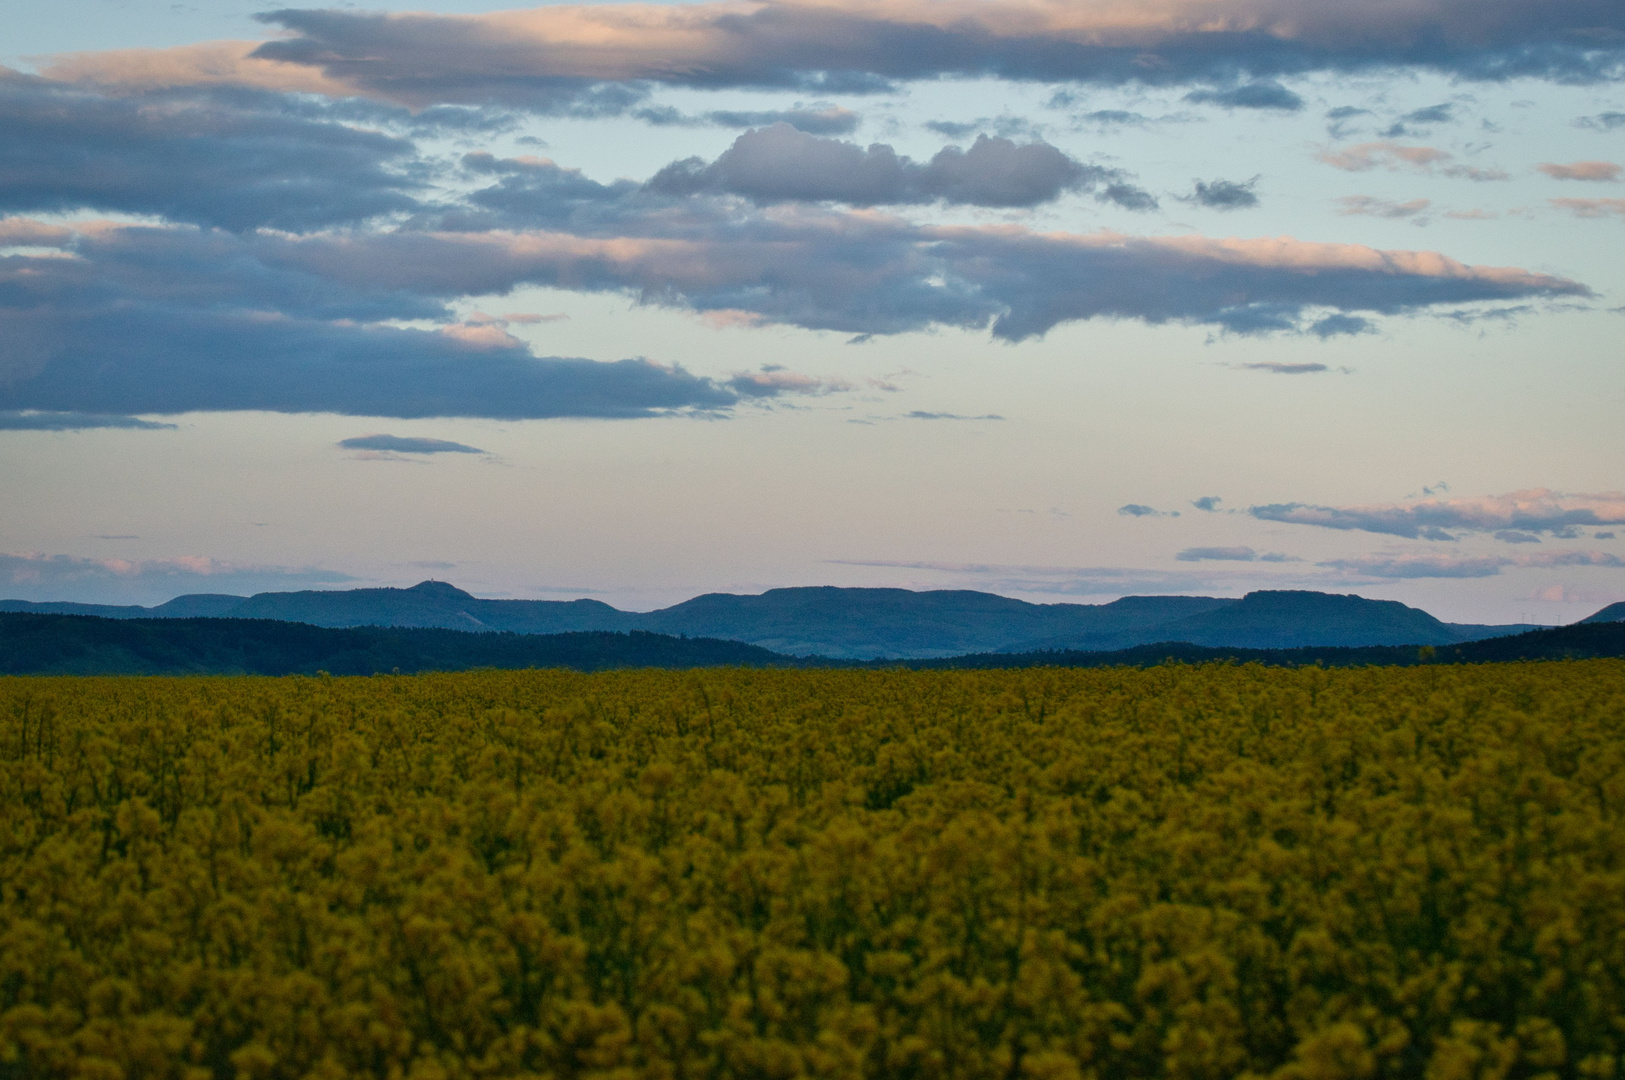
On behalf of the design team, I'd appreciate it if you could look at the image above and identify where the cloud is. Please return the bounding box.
[1070,109,1152,127]
[645,125,1115,209]
[903,411,1003,420]
[1192,496,1222,512]
[1316,141,1509,181]
[1538,160,1623,181]
[636,103,861,135]
[1321,548,1625,579]
[1242,362,1332,374]
[827,558,1251,598]
[0,411,177,431]
[1251,489,1625,540]
[1189,178,1261,210]
[1550,197,1625,217]
[338,434,485,454]
[726,366,853,397]
[304,213,1586,342]
[1494,530,1543,543]
[1177,546,1260,561]
[1381,103,1455,137]
[1319,553,1507,578]
[1119,504,1179,518]
[1337,196,1432,220]
[0,220,740,419]
[0,72,423,232]
[0,213,1590,420]
[1577,112,1625,130]
[1325,106,1373,138]
[1185,82,1304,111]
[48,0,1623,109]
[0,551,354,604]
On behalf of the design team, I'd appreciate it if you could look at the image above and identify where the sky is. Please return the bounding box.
[1,0,1623,621]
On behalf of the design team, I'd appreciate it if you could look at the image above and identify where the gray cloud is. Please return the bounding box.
[0,411,177,431]
[635,103,861,135]
[1119,504,1179,518]
[62,0,1615,112]
[1192,496,1223,512]
[0,72,423,232]
[0,222,738,419]
[0,203,1589,420]
[1185,82,1305,111]
[1177,546,1259,561]
[338,434,486,454]
[1243,363,1331,374]
[1190,177,1261,209]
[1382,103,1455,137]
[1252,489,1625,540]
[1319,553,1507,578]
[903,411,1004,421]
[1321,549,1625,579]
[1576,112,1625,130]
[645,124,1115,209]
[1337,195,1433,220]
[1325,106,1373,138]
[265,202,1590,342]
[1495,529,1543,543]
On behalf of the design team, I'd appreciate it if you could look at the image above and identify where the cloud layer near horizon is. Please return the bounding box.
[1252,490,1625,540]
[40,0,1625,110]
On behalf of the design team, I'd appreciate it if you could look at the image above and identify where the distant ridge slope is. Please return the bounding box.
[1153,590,1462,649]
[226,580,636,634]
[1580,601,1625,624]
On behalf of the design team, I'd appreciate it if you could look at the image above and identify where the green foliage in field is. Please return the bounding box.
[2,664,1623,1080]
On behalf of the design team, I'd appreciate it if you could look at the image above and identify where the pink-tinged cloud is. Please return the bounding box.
[1537,160,1623,182]
[0,218,74,247]
[1550,197,1625,218]
[1316,141,1508,181]
[1255,489,1625,540]
[1336,196,1431,219]
[38,42,356,97]
[33,0,1625,106]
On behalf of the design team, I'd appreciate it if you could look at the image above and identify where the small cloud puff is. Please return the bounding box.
[1242,362,1332,374]
[1189,177,1260,210]
[1177,546,1257,561]
[1119,504,1179,518]
[1177,546,1299,562]
[1192,496,1223,512]
[1538,161,1623,182]
[1549,198,1625,218]
[338,434,486,454]
[1185,82,1304,112]
[646,124,1131,210]
[726,366,854,398]
[1337,196,1432,220]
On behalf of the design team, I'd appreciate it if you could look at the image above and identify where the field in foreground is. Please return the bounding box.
[2,664,1623,1080]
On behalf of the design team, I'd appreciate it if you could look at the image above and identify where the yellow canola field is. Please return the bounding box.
[2,663,1624,1080]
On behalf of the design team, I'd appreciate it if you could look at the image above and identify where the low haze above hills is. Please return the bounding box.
[4,580,1597,659]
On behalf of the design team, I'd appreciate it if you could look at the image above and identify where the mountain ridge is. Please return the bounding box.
[0,581,1577,659]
